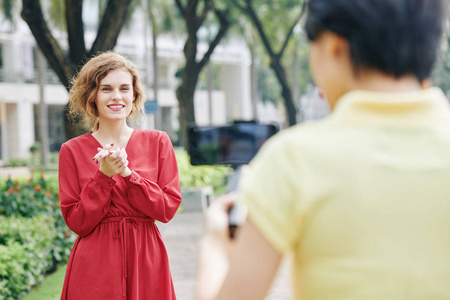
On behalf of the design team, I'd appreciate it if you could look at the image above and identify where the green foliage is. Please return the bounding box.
[197,63,221,90]
[3,158,29,168]
[0,173,55,218]
[148,0,184,36]
[226,0,311,120]
[158,0,183,34]
[47,0,66,31]
[175,148,232,194]
[285,33,314,96]
[257,63,282,103]
[0,174,77,299]
[0,172,75,261]
[4,152,59,169]
[431,37,450,93]
[29,141,41,154]
[254,0,303,50]
[0,240,28,300]
[231,0,304,50]
[0,0,18,26]
[0,215,57,300]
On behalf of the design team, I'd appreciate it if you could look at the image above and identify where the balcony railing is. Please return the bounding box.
[0,68,179,89]
[0,69,61,84]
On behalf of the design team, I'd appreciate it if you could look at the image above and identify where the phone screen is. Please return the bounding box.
[187,122,278,166]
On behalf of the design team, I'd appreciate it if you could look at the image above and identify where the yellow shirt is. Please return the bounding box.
[241,88,450,299]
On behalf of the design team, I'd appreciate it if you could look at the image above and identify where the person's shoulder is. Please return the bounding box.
[251,120,335,166]
[269,119,332,147]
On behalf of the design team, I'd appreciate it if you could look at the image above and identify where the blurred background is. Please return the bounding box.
[0,0,448,167]
[0,1,449,299]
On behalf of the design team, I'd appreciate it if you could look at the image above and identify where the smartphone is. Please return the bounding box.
[188,121,278,238]
[228,204,246,239]
[227,166,247,239]
[187,121,278,166]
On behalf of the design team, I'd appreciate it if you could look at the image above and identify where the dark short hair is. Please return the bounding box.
[304,0,447,81]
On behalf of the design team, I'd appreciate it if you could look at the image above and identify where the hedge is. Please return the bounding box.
[0,173,76,299]
[175,148,231,194]
[0,215,58,300]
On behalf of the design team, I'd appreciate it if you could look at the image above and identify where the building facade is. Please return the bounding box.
[0,4,253,162]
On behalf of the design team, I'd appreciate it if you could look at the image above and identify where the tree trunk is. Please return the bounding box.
[65,0,86,64]
[37,49,49,167]
[22,0,75,89]
[232,0,307,127]
[176,61,200,148]
[270,59,296,126]
[89,0,133,54]
[174,0,230,149]
[150,4,162,130]
[250,45,259,120]
[292,36,302,122]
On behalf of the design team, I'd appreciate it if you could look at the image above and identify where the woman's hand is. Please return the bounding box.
[95,146,131,178]
[197,193,237,300]
[203,193,237,253]
[198,192,282,300]
[202,166,249,256]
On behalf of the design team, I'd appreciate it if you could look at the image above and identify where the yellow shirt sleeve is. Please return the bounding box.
[240,132,302,254]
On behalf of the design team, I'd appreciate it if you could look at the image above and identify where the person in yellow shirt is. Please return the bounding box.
[196,0,450,299]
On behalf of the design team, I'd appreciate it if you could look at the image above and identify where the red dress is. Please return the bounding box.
[58,130,182,300]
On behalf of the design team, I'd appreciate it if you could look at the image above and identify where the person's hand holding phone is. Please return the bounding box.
[204,193,237,249]
[198,193,236,300]
[197,165,249,299]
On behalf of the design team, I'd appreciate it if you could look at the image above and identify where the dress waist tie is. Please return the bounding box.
[101,216,155,298]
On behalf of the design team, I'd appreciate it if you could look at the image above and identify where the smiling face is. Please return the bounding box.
[95,68,134,123]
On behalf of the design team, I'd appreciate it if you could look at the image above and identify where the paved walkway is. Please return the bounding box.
[158,212,291,300]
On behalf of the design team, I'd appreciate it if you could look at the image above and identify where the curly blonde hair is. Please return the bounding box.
[69,51,145,131]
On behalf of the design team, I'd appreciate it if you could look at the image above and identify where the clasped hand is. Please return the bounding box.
[93,144,132,177]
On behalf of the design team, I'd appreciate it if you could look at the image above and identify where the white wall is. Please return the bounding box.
[220,63,253,122]
[6,102,35,158]
[194,90,227,126]
[0,83,68,105]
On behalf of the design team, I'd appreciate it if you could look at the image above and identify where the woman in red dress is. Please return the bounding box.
[58,52,182,299]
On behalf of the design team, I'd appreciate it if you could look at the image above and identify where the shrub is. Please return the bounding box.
[3,158,29,168]
[175,148,232,194]
[0,240,28,300]
[4,152,59,170]
[0,215,57,299]
[0,172,55,218]
[0,172,76,262]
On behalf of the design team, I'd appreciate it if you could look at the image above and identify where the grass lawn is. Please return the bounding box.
[22,264,67,300]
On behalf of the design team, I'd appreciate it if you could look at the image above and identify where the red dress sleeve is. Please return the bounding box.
[123,132,182,222]
[59,143,116,237]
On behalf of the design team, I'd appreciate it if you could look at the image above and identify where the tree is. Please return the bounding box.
[21,0,134,139]
[431,3,450,94]
[0,0,16,26]
[234,15,312,120]
[230,0,307,126]
[174,0,231,147]
[432,36,450,94]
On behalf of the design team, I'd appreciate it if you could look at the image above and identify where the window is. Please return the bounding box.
[0,44,3,68]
